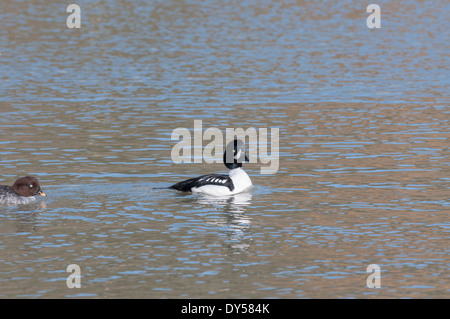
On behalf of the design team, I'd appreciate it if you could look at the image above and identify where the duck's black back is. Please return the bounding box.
[169,174,234,192]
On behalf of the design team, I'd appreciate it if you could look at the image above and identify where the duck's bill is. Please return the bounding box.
[36,189,47,197]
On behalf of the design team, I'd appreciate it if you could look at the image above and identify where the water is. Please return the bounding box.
[0,0,449,298]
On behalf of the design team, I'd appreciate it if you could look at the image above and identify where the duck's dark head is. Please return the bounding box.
[11,176,46,197]
[223,139,249,170]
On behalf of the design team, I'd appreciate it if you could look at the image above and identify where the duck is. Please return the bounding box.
[169,139,252,196]
[0,176,46,206]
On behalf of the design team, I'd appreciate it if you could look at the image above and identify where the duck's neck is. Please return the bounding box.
[229,167,252,192]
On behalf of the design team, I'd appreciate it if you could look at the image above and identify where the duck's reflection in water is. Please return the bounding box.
[1,201,48,234]
[194,191,253,254]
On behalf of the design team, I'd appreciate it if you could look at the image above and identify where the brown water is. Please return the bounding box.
[0,0,449,298]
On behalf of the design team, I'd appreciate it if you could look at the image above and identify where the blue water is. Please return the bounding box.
[0,0,449,298]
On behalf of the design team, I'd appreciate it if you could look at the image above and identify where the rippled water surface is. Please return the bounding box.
[0,0,449,298]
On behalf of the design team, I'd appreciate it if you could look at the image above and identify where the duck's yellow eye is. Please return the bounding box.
[29,184,33,188]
